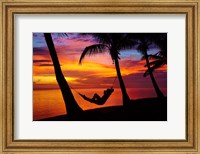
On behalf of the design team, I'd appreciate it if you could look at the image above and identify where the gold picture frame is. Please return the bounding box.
[0,0,199,153]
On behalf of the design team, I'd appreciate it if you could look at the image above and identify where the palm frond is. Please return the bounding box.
[151,33,167,56]
[148,50,167,65]
[95,33,112,45]
[119,34,137,50]
[80,33,111,45]
[79,44,108,64]
[144,60,163,67]
[143,61,165,77]
[148,54,161,60]
[57,33,68,37]
[137,43,149,54]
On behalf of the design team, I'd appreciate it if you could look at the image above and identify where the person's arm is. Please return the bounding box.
[92,93,101,100]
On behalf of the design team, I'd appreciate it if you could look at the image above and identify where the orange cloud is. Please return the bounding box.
[33,76,80,85]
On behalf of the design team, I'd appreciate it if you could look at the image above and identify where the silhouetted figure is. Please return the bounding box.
[79,88,114,105]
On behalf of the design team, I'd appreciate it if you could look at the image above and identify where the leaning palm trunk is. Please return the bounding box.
[144,52,164,98]
[114,58,130,106]
[44,33,83,116]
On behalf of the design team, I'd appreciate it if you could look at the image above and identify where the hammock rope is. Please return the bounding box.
[69,76,117,105]
[111,76,117,88]
[69,76,117,95]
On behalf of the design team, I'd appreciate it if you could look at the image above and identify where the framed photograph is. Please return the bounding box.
[0,0,199,153]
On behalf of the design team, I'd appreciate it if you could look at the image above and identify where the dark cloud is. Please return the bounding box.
[33,47,49,55]
[33,33,44,37]
[33,59,54,67]
[67,33,96,42]
[33,46,64,57]
[33,60,51,63]
[112,71,167,89]
[33,84,59,90]
[75,37,95,42]
[39,64,54,67]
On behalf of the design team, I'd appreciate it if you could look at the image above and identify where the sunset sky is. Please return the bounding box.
[33,33,167,92]
[33,33,167,120]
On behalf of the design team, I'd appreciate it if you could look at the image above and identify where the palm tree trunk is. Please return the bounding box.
[44,33,83,116]
[144,52,164,98]
[114,58,130,106]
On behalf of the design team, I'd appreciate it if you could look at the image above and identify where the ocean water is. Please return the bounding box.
[33,88,167,120]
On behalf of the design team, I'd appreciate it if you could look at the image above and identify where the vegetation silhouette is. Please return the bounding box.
[133,33,165,98]
[144,34,167,76]
[79,33,136,107]
[40,97,167,121]
[44,33,83,117]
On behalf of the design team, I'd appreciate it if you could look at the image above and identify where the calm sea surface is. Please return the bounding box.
[33,88,167,120]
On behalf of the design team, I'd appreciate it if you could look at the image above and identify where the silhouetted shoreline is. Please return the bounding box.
[38,97,167,121]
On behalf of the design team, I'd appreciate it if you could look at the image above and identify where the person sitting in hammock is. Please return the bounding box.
[79,87,114,105]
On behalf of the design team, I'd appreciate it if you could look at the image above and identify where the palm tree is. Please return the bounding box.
[44,33,83,116]
[143,34,167,77]
[79,33,136,107]
[135,34,164,98]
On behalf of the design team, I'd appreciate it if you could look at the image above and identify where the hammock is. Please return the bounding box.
[70,77,117,105]
[78,88,114,105]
